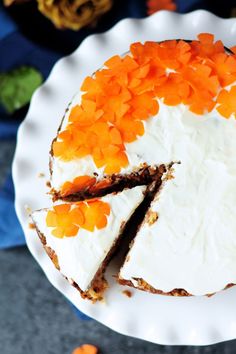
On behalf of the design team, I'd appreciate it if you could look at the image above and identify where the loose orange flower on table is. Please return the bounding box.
[146,0,177,15]
[72,344,98,354]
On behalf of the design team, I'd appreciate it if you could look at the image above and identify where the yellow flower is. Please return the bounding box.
[37,0,113,30]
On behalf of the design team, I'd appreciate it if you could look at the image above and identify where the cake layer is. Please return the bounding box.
[32,186,146,301]
[50,35,236,200]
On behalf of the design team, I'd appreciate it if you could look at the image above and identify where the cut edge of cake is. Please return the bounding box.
[31,185,154,302]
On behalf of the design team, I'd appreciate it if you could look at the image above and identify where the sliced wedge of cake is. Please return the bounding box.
[32,186,146,301]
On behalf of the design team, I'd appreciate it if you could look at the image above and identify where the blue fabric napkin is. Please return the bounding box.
[0,174,25,248]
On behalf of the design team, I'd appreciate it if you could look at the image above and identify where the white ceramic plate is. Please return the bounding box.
[13,10,236,346]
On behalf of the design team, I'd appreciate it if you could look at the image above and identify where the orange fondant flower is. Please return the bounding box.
[209,53,236,87]
[61,176,96,197]
[155,72,190,106]
[181,64,219,114]
[46,204,83,238]
[191,33,224,59]
[80,199,110,231]
[216,85,236,118]
[157,40,191,70]
[69,101,103,126]
[46,200,110,238]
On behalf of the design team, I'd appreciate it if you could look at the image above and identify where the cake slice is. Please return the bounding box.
[32,186,146,301]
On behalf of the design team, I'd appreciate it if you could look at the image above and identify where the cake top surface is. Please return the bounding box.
[47,34,236,296]
[32,186,145,291]
[51,33,236,197]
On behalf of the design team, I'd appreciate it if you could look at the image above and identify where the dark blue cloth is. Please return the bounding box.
[0,175,25,248]
[0,121,19,139]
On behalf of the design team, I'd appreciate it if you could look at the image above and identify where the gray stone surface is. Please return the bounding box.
[1,247,236,354]
[0,140,16,186]
[1,139,236,354]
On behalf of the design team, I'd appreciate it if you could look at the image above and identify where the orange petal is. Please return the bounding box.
[70,206,85,226]
[46,210,58,227]
[110,127,122,145]
[61,176,96,197]
[54,204,71,214]
[64,225,79,237]
[69,105,83,123]
[52,227,65,238]
[89,179,112,192]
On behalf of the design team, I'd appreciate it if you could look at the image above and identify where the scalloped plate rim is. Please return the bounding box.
[12,10,236,346]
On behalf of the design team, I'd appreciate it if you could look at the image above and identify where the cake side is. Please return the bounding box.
[32,186,146,301]
[118,278,235,297]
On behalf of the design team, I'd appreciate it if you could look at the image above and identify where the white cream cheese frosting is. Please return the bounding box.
[32,186,145,292]
[51,86,236,190]
[49,44,236,296]
[51,87,236,295]
[119,104,236,295]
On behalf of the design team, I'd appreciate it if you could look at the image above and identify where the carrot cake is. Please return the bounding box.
[32,186,146,301]
[34,33,236,298]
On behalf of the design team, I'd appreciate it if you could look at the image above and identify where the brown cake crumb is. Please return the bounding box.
[25,205,32,215]
[46,181,51,188]
[146,210,158,225]
[165,167,175,180]
[122,290,132,298]
[38,172,45,178]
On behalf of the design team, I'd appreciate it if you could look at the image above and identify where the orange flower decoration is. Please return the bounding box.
[146,0,177,15]
[61,176,96,197]
[53,33,236,194]
[181,64,219,114]
[72,344,98,354]
[216,86,236,119]
[208,53,236,87]
[155,73,190,106]
[191,33,224,59]
[46,200,110,238]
